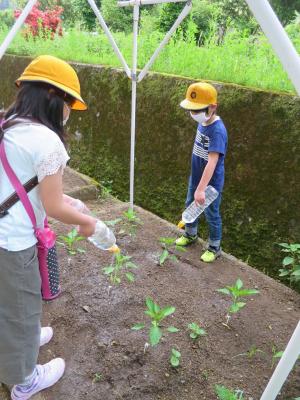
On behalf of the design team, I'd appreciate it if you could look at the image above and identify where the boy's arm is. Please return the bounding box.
[194,152,219,205]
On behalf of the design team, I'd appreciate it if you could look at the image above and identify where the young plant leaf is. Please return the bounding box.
[236,279,243,290]
[217,288,231,295]
[103,266,114,275]
[159,306,176,319]
[167,326,180,333]
[149,325,162,346]
[282,256,294,266]
[125,272,135,283]
[159,249,169,265]
[170,348,181,367]
[131,323,145,330]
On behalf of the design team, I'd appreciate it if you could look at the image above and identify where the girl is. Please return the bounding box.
[0,55,96,399]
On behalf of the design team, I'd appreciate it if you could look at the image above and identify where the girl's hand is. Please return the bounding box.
[194,188,206,206]
[78,216,97,238]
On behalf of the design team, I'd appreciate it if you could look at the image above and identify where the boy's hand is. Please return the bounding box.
[194,189,205,206]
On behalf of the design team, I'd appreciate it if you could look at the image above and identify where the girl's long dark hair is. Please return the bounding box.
[1,81,74,143]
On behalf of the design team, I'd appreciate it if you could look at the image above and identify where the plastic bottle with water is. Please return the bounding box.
[88,220,117,251]
[182,185,219,224]
[65,196,118,252]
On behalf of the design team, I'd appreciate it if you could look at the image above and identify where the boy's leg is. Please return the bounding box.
[201,194,222,262]
[176,179,199,246]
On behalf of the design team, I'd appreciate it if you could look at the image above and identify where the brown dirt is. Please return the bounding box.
[1,167,299,400]
[37,196,299,400]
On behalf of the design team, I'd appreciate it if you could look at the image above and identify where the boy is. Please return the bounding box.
[176,82,228,263]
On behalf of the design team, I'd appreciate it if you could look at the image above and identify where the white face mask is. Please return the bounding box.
[63,103,71,126]
[190,111,210,124]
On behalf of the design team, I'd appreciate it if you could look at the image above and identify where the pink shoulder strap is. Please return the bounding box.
[0,140,37,228]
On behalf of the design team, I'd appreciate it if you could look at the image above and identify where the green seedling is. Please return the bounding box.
[217,279,259,326]
[170,348,181,367]
[104,218,122,227]
[278,243,300,284]
[159,237,186,266]
[92,372,102,383]
[58,229,85,255]
[271,345,300,368]
[271,346,284,368]
[188,322,207,340]
[131,297,179,346]
[215,385,244,400]
[233,345,265,359]
[103,253,138,285]
[120,208,143,236]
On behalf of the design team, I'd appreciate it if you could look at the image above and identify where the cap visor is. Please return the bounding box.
[16,76,87,111]
[180,99,209,110]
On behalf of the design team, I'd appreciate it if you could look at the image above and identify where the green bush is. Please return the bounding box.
[0,9,14,30]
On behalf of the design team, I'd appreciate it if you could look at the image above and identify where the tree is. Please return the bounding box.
[157,1,219,44]
[101,0,132,33]
[270,0,300,24]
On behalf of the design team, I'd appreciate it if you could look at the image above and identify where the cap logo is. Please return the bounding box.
[191,91,197,99]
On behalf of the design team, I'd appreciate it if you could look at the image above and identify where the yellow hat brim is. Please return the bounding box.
[16,76,87,111]
[180,99,209,111]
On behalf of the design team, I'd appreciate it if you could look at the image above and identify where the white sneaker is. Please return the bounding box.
[40,327,53,347]
[11,358,65,400]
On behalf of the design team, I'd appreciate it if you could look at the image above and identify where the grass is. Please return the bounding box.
[0,26,299,94]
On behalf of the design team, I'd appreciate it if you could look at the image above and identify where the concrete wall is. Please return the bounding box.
[1,54,300,279]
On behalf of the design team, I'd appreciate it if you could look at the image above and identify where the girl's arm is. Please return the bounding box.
[39,170,96,237]
[194,152,219,205]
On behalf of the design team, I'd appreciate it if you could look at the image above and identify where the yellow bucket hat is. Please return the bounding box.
[16,55,87,111]
[180,82,217,111]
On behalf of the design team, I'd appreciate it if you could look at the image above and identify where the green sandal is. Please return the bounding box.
[175,234,198,247]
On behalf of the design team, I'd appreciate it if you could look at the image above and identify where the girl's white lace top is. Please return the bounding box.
[0,122,70,251]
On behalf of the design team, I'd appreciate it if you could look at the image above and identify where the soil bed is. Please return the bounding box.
[36,195,300,400]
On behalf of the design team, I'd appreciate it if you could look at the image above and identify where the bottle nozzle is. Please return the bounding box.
[108,244,120,254]
[177,220,185,229]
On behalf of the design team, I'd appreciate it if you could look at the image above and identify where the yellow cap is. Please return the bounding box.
[16,55,87,111]
[180,82,217,111]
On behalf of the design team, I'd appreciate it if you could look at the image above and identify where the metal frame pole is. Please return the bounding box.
[129,4,140,209]
[0,0,37,61]
[260,320,300,400]
[86,0,131,78]
[245,0,300,96]
[138,0,191,82]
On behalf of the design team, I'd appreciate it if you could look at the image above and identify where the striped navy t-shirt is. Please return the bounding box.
[190,118,228,192]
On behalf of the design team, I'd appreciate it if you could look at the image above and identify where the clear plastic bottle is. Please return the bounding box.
[65,195,119,252]
[88,220,117,251]
[182,185,219,224]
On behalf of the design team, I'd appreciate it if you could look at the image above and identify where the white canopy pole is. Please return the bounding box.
[0,0,37,61]
[129,4,140,209]
[245,0,300,95]
[86,0,131,78]
[138,0,191,82]
[118,0,187,6]
[260,320,300,400]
